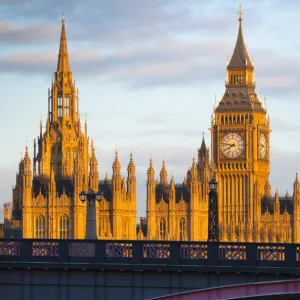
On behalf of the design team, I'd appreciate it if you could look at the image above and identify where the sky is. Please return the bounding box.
[0,0,300,221]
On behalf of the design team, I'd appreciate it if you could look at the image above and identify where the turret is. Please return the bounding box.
[264,177,272,199]
[294,173,300,207]
[23,146,32,189]
[293,173,300,242]
[147,157,155,183]
[146,157,156,239]
[3,203,11,228]
[112,151,122,194]
[33,139,37,175]
[169,175,176,204]
[190,158,199,198]
[127,152,136,197]
[147,158,156,202]
[198,133,210,182]
[274,189,280,215]
[73,151,85,203]
[190,157,198,182]
[160,159,168,185]
[89,141,98,191]
[49,166,56,195]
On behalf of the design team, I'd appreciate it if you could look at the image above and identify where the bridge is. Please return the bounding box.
[1,239,300,299]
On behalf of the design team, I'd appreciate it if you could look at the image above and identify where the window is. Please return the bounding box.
[64,95,70,117]
[60,214,69,239]
[179,218,186,240]
[58,95,63,117]
[36,215,45,238]
[159,218,166,240]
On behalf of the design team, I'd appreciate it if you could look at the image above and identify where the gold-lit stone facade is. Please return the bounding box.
[3,10,300,242]
[4,16,136,240]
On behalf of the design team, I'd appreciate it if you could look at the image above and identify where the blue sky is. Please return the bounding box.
[0,0,300,220]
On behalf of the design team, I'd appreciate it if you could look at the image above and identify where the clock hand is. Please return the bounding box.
[222,143,236,147]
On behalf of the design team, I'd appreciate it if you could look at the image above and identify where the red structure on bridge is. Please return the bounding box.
[154,280,300,299]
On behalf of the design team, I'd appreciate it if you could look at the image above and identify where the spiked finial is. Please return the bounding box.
[147,154,155,180]
[84,114,87,136]
[91,140,96,157]
[112,149,121,176]
[294,172,299,188]
[105,171,109,182]
[160,158,168,185]
[128,150,135,175]
[192,155,196,166]
[238,4,243,22]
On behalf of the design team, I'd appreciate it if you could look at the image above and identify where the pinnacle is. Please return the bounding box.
[129,151,134,164]
[105,171,109,182]
[170,175,175,184]
[57,13,70,73]
[91,140,96,157]
[192,156,196,168]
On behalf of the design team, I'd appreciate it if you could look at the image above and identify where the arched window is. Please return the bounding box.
[60,214,69,239]
[159,218,166,240]
[179,218,186,240]
[36,215,45,239]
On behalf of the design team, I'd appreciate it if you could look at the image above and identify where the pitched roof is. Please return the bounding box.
[228,18,253,69]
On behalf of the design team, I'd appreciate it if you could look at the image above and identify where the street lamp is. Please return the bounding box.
[208,178,219,242]
[80,190,104,203]
[209,178,218,191]
[80,189,104,239]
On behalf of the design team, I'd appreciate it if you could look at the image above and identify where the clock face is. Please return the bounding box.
[221,132,244,158]
[259,133,267,159]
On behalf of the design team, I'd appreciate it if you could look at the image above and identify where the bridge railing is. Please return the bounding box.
[0,239,299,267]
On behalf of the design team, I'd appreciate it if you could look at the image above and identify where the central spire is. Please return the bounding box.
[227,4,253,70]
[57,13,70,73]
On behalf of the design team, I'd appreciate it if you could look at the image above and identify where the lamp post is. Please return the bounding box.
[208,178,219,242]
[80,189,104,239]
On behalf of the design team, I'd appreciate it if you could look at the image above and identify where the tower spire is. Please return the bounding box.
[227,4,253,70]
[57,12,70,73]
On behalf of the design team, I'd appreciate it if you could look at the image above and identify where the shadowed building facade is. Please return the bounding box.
[3,8,300,242]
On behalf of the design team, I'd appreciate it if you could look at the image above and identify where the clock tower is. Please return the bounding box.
[210,7,270,242]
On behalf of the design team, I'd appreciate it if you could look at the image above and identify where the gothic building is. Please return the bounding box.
[3,15,136,239]
[209,8,299,243]
[3,9,300,243]
[138,137,210,241]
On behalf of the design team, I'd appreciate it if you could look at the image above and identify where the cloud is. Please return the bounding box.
[0,21,60,44]
[0,38,229,88]
[270,150,299,195]
[271,116,300,133]
[3,0,297,93]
